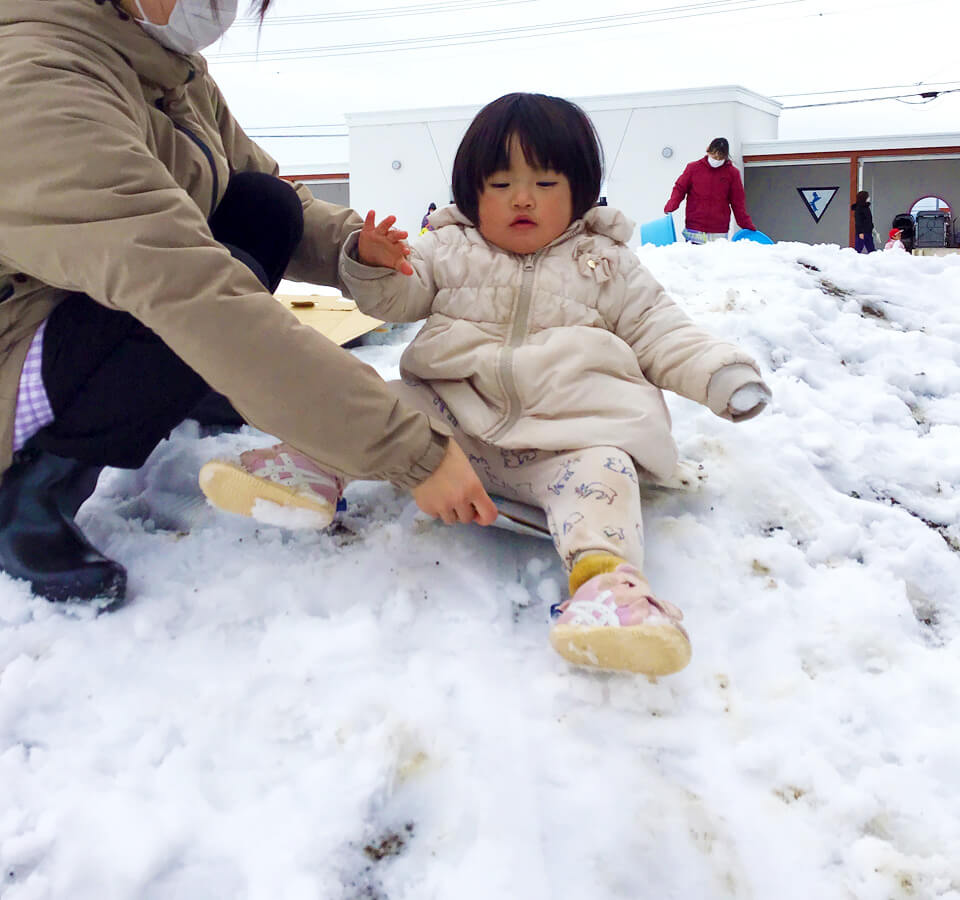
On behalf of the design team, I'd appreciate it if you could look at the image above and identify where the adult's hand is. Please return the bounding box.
[357,209,414,275]
[412,440,498,526]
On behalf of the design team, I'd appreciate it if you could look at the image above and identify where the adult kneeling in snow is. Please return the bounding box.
[0,0,495,608]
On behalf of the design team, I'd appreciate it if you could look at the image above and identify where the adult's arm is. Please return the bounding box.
[728,165,756,231]
[663,164,693,214]
[208,76,361,292]
[607,252,764,416]
[0,49,445,489]
[336,228,497,524]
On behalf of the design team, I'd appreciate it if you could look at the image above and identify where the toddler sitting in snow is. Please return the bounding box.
[199,93,771,677]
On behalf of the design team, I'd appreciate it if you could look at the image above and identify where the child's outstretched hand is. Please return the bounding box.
[727,382,771,421]
[357,210,414,275]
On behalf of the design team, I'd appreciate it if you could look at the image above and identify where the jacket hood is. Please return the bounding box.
[0,0,197,89]
[583,205,635,242]
[431,203,635,246]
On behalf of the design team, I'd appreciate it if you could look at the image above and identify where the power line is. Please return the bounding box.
[208,0,803,63]
[425,122,450,188]
[246,86,960,137]
[232,0,537,26]
[244,82,960,131]
[606,108,636,185]
[771,80,960,100]
[782,88,960,109]
[246,90,960,138]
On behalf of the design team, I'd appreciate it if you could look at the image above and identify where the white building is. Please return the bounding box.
[278,85,959,249]
[341,85,779,237]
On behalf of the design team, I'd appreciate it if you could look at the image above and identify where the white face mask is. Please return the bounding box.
[707,155,725,168]
[134,0,238,55]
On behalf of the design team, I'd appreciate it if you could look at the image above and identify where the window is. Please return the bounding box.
[910,195,952,217]
[280,174,349,208]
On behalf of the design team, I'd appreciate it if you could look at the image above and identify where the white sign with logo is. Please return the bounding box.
[797,187,839,223]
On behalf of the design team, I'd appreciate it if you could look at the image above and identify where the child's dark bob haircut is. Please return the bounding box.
[452,93,604,226]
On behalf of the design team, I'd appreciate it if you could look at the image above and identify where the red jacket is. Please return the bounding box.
[664,157,755,233]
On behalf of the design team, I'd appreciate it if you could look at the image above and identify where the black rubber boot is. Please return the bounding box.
[0,445,126,606]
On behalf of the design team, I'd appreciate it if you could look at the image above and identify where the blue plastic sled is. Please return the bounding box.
[731,228,774,244]
[639,214,677,246]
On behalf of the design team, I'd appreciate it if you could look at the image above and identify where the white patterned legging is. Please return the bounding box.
[389,380,644,573]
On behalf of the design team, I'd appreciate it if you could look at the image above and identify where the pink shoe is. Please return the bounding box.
[199,444,342,529]
[549,564,691,675]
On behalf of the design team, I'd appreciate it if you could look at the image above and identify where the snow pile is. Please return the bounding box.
[2,241,959,899]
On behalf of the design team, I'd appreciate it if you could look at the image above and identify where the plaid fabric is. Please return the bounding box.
[13,319,54,452]
[681,228,728,244]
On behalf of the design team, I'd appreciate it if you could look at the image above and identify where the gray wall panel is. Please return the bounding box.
[861,158,959,245]
[304,181,350,207]
[745,164,848,245]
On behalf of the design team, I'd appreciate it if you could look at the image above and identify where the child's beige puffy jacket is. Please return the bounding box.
[341,205,766,481]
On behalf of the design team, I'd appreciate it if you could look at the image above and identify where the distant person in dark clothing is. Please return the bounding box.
[420,202,437,233]
[664,137,756,244]
[851,191,875,253]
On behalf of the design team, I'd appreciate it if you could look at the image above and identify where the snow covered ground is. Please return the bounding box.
[2,240,960,899]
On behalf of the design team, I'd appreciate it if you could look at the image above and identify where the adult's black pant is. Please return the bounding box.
[32,172,304,469]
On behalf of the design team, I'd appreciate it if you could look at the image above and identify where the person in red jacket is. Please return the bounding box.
[664,137,756,244]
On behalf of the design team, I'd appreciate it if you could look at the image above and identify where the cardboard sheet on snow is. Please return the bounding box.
[276,294,383,346]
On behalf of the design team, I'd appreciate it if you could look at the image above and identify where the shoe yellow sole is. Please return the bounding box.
[198,460,335,526]
[549,621,692,675]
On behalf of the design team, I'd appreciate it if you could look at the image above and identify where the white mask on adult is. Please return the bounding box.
[707,156,726,168]
[133,0,238,55]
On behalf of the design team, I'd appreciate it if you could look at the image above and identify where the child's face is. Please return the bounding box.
[476,135,573,255]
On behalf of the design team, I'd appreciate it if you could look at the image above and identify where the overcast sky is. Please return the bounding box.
[206,0,960,160]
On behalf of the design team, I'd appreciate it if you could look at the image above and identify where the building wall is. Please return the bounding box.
[347,118,469,233]
[744,162,849,245]
[861,157,960,243]
[595,101,778,233]
[346,88,781,240]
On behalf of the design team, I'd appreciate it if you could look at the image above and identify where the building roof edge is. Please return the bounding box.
[345,85,782,126]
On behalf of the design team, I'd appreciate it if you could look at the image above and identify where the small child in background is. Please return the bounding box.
[200,93,771,677]
[884,227,906,251]
[419,202,437,235]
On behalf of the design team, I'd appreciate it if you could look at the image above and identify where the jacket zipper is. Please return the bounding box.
[156,99,220,215]
[173,121,219,215]
[489,251,541,442]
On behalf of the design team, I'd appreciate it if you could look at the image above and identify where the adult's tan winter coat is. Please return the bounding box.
[341,205,765,482]
[0,0,449,486]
